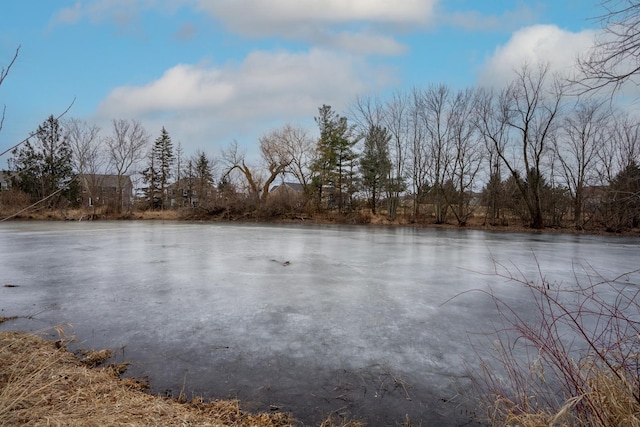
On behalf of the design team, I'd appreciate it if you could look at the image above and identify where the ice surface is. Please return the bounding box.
[1,221,638,425]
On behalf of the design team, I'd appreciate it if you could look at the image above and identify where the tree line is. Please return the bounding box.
[2,64,639,232]
[2,1,640,230]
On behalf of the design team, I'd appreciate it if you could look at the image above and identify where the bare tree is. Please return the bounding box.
[105,119,149,212]
[577,0,640,93]
[555,99,611,228]
[270,124,314,195]
[65,118,104,211]
[475,88,510,226]
[0,46,19,134]
[421,84,455,224]
[407,87,430,219]
[478,63,564,229]
[258,129,294,202]
[612,113,640,170]
[445,88,484,226]
[383,91,409,220]
[597,113,640,183]
[349,95,385,135]
[222,141,263,203]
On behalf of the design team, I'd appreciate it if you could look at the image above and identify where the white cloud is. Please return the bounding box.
[478,25,596,87]
[196,0,436,28]
[193,0,437,54]
[50,0,438,55]
[325,32,407,56]
[443,4,539,32]
[99,65,235,113]
[174,22,197,41]
[96,49,395,157]
[49,0,176,29]
[52,2,84,25]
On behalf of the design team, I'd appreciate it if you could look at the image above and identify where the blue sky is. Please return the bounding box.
[0,1,604,164]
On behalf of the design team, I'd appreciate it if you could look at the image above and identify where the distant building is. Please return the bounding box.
[0,171,14,190]
[269,182,306,210]
[167,178,217,208]
[270,182,305,196]
[79,174,133,208]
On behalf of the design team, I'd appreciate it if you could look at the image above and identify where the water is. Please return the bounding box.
[1,221,638,425]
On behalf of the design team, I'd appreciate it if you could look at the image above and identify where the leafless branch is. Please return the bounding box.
[575,1,640,95]
[0,97,75,158]
[0,45,19,87]
[0,46,20,134]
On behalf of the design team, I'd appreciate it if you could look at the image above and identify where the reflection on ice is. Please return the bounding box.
[0,221,638,425]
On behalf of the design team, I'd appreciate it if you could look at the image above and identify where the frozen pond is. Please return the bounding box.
[1,221,638,425]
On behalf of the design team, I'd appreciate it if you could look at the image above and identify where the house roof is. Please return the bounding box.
[80,174,132,188]
[271,182,304,192]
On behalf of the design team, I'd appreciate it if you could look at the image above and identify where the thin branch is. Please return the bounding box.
[0,45,20,87]
[0,97,75,158]
[0,184,69,222]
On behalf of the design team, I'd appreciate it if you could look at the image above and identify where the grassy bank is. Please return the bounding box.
[3,206,638,237]
[0,329,361,427]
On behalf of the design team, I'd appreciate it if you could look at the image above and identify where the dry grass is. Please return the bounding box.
[137,210,183,220]
[463,262,640,427]
[0,330,368,426]
[0,330,299,426]
[489,362,640,427]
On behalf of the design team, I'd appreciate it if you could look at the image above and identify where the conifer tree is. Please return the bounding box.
[313,105,358,211]
[10,115,77,207]
[194,150,214,206]
[142,127,174,209]
[360,124,391,214]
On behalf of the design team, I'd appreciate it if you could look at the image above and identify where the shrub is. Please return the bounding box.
[464,261,640,426]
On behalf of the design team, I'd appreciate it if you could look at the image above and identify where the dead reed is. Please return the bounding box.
[463,260,640,426]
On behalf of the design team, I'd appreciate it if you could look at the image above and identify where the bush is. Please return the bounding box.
[464,261,640,426]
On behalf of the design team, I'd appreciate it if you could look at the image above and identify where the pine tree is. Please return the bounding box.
[607,161,640,230]
[9,115,77,207]
[360,125,391,214]
[155,127,174,208]
[194,150,214,206]
[313,105,357,212]
[142,127,174,209]
[141,152,161,209]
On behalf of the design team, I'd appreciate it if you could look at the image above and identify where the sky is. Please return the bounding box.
[0,1,607,166]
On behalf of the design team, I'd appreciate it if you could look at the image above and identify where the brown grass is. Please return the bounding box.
[0,330,367,426]
[489,362,640,427]
[136,210,182,220]
[462,262,640,427]
[0,330,300,426]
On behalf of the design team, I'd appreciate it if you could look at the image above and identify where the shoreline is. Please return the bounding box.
[2,207,639,238]
[0,327,364,427]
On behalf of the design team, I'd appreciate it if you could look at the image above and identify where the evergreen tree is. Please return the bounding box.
[9,115,77,207]
[606,161,640,230]
[142,127,174,209]
[194,150,214,206]
[312,105,357,211]
[141,152,161,209]
[360,125,391,214]
[155,127,174,208]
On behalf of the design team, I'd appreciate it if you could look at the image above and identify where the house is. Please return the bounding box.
[79,174,133,208]
[0,171,14,190]
[167,178,217,208]
[269,182,306,209]
[270,182,305,196]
